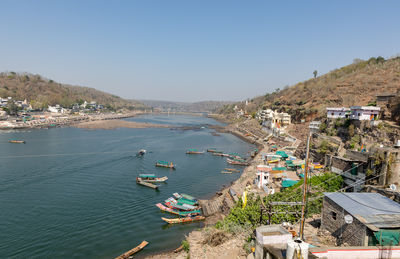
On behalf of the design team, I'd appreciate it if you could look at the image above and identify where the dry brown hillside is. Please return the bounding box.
[219,56,400,122]
[0,72,146,110]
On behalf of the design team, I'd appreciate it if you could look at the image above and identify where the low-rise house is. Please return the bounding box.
[326,107,351,119]
[350,106,380,120]
[321,192,400,246]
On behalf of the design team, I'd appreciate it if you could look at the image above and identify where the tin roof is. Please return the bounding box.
[325,192,400,230]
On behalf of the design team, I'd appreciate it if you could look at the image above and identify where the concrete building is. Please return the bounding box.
[326,107,351,119]
[326,152,368,192]
[321,192,400,246]
[350,106,380,120]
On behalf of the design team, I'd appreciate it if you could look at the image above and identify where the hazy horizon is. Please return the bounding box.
[0,0,399,102]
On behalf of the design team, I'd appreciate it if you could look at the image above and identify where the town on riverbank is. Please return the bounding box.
[142,92,400,259]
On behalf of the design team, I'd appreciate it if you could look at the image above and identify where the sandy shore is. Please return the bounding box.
[74,119,171,130]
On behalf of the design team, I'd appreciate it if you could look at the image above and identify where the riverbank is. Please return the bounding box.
[0,112,141,130]
[143,115,271,259]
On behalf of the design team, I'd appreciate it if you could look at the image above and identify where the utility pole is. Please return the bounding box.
[299,131,312,239]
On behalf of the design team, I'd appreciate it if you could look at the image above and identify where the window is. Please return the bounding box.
[331,211,337,220]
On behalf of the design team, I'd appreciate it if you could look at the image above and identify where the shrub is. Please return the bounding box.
[182,239,190,252]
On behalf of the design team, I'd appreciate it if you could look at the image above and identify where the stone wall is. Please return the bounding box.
[321,196,367,246]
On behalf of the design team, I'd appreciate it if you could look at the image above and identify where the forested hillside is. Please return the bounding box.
[0,72,146,110]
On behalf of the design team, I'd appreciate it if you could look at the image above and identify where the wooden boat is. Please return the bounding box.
[155,203,201,216]
[221,171,233,174]
[224,168,240,172]
[227,158,249,166]
[207,149,223,153]
[136,178,158,189]
[9,140,25,144]
[155,161,175,169]
[161,215,205,224]
[164,197,198,211]
[137,174,168,183]
[172,192,198,204]
[186,149,205,154]
[115,240,148,259]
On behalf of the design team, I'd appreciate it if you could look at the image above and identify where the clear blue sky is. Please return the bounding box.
[0,0,399,102]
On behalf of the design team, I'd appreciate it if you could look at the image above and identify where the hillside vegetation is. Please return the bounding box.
[0,72,146,110]
[219,56,400,122]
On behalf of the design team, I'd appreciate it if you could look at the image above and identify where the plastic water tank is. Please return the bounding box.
[286,239,309,259]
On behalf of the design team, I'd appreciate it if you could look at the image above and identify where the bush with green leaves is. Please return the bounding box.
[216,173,343,229]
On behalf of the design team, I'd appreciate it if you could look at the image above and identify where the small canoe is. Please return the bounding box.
[9,140,25,144]
[156,203,201,216]
[224,168,240,172]
[207,149,223,153]
[136,178,158,189]
[138,174,168,183]
[268,159,280,164]
[227,158,249,166]
[186,149,205,154]
[115,240,148,259]
[155,161,175,169]
[221,171,232,174]
[161,216,205,224]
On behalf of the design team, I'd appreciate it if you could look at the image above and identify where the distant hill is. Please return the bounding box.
[0,72,146,110]
[218,56,400,122]
[140,100,234,113]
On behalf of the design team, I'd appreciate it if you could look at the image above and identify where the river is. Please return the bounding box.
[0,114,254,258]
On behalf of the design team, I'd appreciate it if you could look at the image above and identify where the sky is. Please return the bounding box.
[0,0,399,102]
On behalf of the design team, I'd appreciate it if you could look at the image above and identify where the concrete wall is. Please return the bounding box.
[311,246,400,259]
[321,197,367,246]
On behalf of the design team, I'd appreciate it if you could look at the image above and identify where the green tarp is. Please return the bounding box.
[373,230,400,246]
[276,151,288,158]
[272,167,287,171]
[282,179,298,188]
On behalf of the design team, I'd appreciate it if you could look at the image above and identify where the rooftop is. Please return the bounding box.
[325,192,400,230]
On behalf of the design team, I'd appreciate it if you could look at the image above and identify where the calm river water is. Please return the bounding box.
[0,114,254,258]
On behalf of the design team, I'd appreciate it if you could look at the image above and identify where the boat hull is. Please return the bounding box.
[161,216,205,224]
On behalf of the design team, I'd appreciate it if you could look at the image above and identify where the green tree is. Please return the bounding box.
[313,70,318,78]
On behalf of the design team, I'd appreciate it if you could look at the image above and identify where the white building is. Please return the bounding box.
[350,106,380,120]
[256,165,271,188]
[326,107,351,119]
[257,109,291,127]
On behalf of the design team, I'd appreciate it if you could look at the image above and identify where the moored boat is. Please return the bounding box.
[115,240,148,259]
[137,174,168,183]
[155,203,201,216]
[221,171,232,174]
[186,149,205,154]
[173,192,197,202]
[136,178,158,190]
[224,168,240,172]
[161,216,205,224]
[207,148,223,153]
[155,161,175,169]
[9,140,25,144]
[226,158,249,166]
[165,197,198,210]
